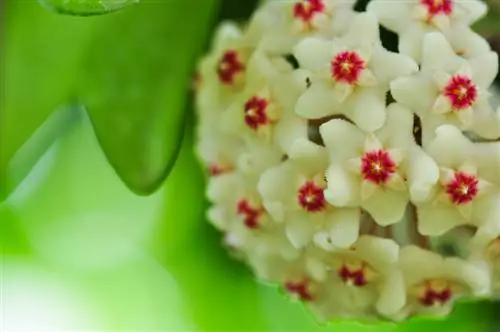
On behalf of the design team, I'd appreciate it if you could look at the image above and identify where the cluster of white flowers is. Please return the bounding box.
[194,0,500,323]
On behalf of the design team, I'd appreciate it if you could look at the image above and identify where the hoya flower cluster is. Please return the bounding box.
[194,0,500,323]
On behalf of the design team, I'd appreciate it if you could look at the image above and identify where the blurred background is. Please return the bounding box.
[1,0,500,330]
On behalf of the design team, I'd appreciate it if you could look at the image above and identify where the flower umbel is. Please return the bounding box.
[195,0,500,324]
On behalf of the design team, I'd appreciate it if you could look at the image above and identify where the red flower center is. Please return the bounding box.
[420,0,453,17]
[445,172,479,205]
[217,50,245,85]
[331,51,365,85]
[208,164,232,177]
[297,180,327,213]
[293,0,325,23]
[361,150,396,185]
[419,280,453,307]
[338,264,368,287]
[236,199,263,229]
[244,96,270,130]
[285,279,315,301]
[443,75,477,111]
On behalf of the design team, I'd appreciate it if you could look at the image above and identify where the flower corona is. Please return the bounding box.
[195,0,500,323]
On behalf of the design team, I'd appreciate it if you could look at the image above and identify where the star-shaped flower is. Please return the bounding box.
[258,138,361,249]
[196,22,253,111]
[389,245,489,321]
[245,0,356,55]
[412,125,497,236]
[293,12,418,132]
[320,103,415,226]
[222,51,310,154]
[367,0,487,62]
[308,236,404,320]
[391,32,499,143]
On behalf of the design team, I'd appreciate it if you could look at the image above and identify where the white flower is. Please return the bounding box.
[195,130,245,177]
[248,246,328,284]
[320,103,414,226]
[196,22,253,111]
[391,32,499,144]
[293,12,418,131]
[391,245,489,321]
[413,125,497,236]
[308,236,404,320]
[469,209,500,293]
[207,171,299,260]
[367,0,488,62]
[222,51,310,154]
[258,138,361,249]
[245,0,357,55]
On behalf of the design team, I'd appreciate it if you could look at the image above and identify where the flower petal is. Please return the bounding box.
[348,87,386,132]
[399,245,443,283]
[320,119,365,161]
[295,82,340,119]
[469,51,498,88]
[390,75,437,115]
[426,124,473,168]
[324,164,362,206]
[362,188,409,226]
[369,45,418,86]
[417,204,465,236]
[286,214,316,248]
[398,25,430,63]
[471,102,500,140]
[356,235,400,269]
[407,146,440,204]
[446,24,490,59]
[341,12,380,48]
[326,208,361,248]
[258,162,295,203]
[376,270,407,317]
[366,0,411,32]
[421,32,464,73]
[293,37,333,72]
[376,103,415,149]
[274,114,308,155]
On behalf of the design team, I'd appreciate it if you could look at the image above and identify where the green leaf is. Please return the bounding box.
[38,0,137,16]
[5,106,80,197]
[0,0,96,199]
[79,0,219,195]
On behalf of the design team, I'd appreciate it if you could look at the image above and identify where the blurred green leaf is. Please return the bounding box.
[5,106,80,197]
[0,204,32,255]
[38,0,137,16]
[0,0,96,199]
[79,0,219,195]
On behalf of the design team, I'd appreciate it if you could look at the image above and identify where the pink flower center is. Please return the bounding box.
[285,279,315,301]
[217,50,245,85]
[418,280,453,307]
[331,51,365,85]
[445,172,479,205]
[338,264,368,287]
[297,180,326,213]
[236,199,263,229]
[293,0,325,23]
[420,0,453,17]
[443,75,477,111]
[244,96,270,130]
[361,150,396,185]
